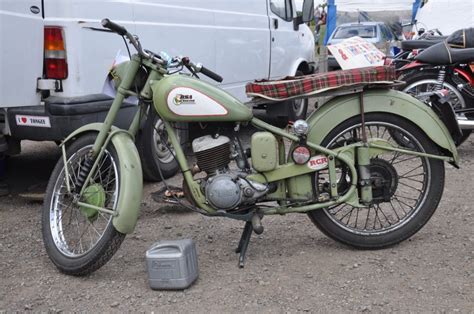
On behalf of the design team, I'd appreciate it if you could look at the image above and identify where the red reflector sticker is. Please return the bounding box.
[16,115,51,128]
[307,155,328,170]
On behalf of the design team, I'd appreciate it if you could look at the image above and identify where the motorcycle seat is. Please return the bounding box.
[416,41,474,65]
[401,39,443,51]
[246,66,396,101]
[45,93,136,116]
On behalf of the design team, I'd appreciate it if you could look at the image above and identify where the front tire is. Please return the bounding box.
[42,133,125,276]
[308,113,445,249]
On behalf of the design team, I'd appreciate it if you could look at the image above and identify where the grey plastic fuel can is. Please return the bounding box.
[146,239,199,290]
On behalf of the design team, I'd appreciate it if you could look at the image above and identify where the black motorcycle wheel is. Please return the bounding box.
[308,113,445,249]
[42,133,125,276]
[400,70,472,145]
[137,110,184,182]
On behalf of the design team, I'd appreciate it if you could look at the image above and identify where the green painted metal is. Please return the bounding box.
[357,146,373,203]
[251,117,360,207]
[151,75,253,122]
[76,201,117,216]
[286,175,313,200]
[80,184,105,221]
[328,156,338,198]
[109,131,143,234]
[250,132,279,172]
[305,89,459,166]
[61,123,143,234]
[162,120,215,213]
[92,56,142,157]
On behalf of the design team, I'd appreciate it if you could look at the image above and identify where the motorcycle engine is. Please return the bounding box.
[191,135,268,210]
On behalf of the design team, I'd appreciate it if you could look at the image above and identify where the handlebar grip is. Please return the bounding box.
[200,66,223,83]
[101,18,127,36]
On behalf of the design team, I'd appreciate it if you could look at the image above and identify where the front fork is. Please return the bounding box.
[74,56,143,195]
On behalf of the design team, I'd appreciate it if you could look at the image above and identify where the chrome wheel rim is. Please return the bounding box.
[152,118,175,164]
[403,79,466,110]
[318,121,431,236]
[49,145,119,257]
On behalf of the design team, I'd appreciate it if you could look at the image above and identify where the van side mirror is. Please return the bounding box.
[294,0,314,30]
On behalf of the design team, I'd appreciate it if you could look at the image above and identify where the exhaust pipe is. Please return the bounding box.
[457,118,474,130]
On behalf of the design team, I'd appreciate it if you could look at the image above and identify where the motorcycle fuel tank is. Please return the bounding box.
[151,75,253,122]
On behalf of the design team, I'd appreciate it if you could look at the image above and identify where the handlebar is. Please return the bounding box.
[101,18,127,36]
[199,65,223,83]
[101,18,223,82]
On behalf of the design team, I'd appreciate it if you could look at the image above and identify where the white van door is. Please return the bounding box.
[268,0,303,79]
[132,0,217,83]
[213,1,271,101]
[132,0,270,103]
[0,1,43,107]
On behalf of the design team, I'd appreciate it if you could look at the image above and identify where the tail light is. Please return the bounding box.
[44,26,68,79]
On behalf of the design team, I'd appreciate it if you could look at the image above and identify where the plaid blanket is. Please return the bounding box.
[246,66,396,101]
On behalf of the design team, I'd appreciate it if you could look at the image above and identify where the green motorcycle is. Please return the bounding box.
[42,18,458,276]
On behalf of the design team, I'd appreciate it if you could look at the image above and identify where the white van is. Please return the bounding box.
[0,0,315,179]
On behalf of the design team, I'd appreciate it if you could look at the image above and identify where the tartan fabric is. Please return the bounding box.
[246,66,396,101]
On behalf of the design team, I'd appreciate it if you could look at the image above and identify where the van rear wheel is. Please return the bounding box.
[266,70,308,126]
[137,110,184,182]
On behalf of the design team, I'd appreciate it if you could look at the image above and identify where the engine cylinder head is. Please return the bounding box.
[192,135,231,174]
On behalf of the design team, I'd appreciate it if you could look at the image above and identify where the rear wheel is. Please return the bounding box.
[401,70,472,145]
[308,113,445,249]
[42,133,125,276]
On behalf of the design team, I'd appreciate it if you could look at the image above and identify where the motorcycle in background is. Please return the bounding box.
[396,28,474,145]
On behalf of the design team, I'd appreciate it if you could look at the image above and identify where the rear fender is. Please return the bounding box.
[398,60,430,72]
[62,123,143,234]
[454,68,474,87]
[307,89,458,165]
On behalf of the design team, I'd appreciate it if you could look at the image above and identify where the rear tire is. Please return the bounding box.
[308,113,445,249]
[42,133,125,276]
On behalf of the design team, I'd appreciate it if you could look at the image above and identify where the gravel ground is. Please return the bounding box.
[0,129,473,312]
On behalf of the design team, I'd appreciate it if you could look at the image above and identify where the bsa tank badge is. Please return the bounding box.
[167,87,228,116]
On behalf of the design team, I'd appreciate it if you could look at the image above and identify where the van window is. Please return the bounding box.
[270,0,293,22]
[333,25,377,39]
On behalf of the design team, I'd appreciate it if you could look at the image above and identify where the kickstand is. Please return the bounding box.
[235,221,253,268]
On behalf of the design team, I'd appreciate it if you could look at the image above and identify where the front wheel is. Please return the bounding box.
[42,133,125,276]
[308,113,445,249]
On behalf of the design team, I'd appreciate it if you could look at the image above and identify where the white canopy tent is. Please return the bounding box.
[415,0,474,35]
[329,0,415,12]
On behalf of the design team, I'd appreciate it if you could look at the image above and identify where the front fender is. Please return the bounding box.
[62,123,143,234]
[307,89,459,166]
